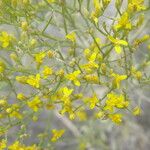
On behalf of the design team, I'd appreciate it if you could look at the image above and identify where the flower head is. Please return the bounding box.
[42,66,53,79]
[132,106,141,116]
[27,96,42,112]
[27,74,41,88]
[85,93,99,109]
[34,52,46,65]
[109,113,123,124]
[0,32,12,48]
[51,129,65,142]
[108,36,128,54]
[66,70,81,86]
[114,12,132,30]
[66,32,76,43]
[111,73,127,89]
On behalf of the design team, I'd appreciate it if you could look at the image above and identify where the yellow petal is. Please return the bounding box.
[115,45,122,54]
[118,40,128,46]
[74,80,80,86]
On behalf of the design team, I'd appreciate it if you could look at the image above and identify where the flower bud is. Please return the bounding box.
[21,21,28,31]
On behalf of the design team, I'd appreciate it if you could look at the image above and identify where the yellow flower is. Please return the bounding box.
[6,104,22,119]
[133,106,141,116]
[8,141,20,150]
[104,92,129,112]
[65,32,76,43]
[134,35,150,47]
[111,73,127,89]
[0,32,12,48]
[85,93,99,109]
[114,12,132,30]
[51,129,65,142]
[90,0,101,24]
[0,139,7,150]
[59,86,73,105]
[128,0,146,12]
[95,111,105,119]
[34,52,46,65]
[27,74,41,88]
[0,99,7,107]
[84,74,99,84]
[82,52,99,73]
[131,67,143,80]
[16,76,28,84]
[66,70,81,86]
[17,93,26,100]
[42,66,53,79]
[62,87,73,98]
[108,36,128,54]
[8,141,38,150]
[27,96,42,112]
[109,113,123,124]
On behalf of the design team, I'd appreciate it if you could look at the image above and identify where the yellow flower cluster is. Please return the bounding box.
[0,140,39,150]
[0,0,148,148]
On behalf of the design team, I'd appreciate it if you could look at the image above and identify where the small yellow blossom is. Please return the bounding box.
[34,52,46,65]
[133,106,141,116]
[135,71,142,80]
[0,32,12,48]
[42,66,53,79]
[95,111,105,119]
[111,73,127,89]
[16,76,28,84]
[82,52,99,73]
[51,129,65,142]
[128,0,146,12]
[66,70,81,86]
[114,12,132,30]
[8,141,38,150]
[27,96,42,112]
[0,99,7,107]
[90,0,101,24]
[17,93,26,100]
[108,36,128,54]
[134,35,150,47]
[0,139,7,150]
[26,74,41,88]
[85,93,99,109]
[62,87,73,99]
[104,92,129,112]
[6,104,22,119]
[66,32,76,43]
[109,113,123,124]
[84,74,99,84]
